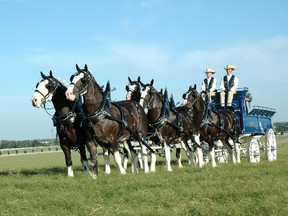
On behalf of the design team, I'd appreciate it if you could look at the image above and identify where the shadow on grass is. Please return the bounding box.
[0,163,120,177]
[0,166,67,176]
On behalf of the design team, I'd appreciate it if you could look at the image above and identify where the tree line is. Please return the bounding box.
[0,139,56,149]
[274,122,288,135]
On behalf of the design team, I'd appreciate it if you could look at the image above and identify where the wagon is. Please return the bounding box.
[211,88,277,163]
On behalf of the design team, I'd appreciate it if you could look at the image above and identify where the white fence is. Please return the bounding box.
[0,146,61,157]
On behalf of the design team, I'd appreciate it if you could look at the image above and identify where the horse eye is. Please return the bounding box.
[46,81,53,88]
[46,83,51,89]
[81,76,87,83]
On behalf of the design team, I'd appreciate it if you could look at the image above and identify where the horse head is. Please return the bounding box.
[125,76,141,101]
[66,64,94,101]
[182,84,199,108]
[31,70,60,108]
[138,79,160,109]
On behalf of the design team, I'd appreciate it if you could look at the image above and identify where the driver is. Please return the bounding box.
[220,64,239,107]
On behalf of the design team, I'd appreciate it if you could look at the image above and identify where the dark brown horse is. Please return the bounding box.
[139,80,195,171]
[124,76,145,169]
[31,71,89,177]
[182,85,241,167]
[126,77,199,170]
[65,64,150,178]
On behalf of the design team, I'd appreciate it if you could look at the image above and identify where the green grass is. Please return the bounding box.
[0,136,288,216]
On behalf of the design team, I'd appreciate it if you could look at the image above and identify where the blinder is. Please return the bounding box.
[46,78,57,90]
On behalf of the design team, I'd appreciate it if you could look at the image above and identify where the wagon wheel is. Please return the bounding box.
[248,137,260,163]
[265,128,277,161]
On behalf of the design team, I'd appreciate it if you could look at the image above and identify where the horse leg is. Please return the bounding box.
[86,140,98,179]
[130,140,144,169]
[209,143,217,167]
[102,148,111,174]
[164,142,172,172]
[112,145,126,174]
[223,138,236,163]
[182,140,195,167]
[150,150,157,172]
[122,146,129,170]
[175,147,183,168]
[138,151,144,169]
[60,141,74,177]
[194,134,204,168]
[78,143,90,175]
[123,140,138,174]
[140,144,149,173]
[234,141,241,163]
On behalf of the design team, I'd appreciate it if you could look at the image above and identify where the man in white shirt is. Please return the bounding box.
[201,67,217,103]
[220,64,239,107]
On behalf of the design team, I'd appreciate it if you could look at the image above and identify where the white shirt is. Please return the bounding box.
[201,77,217,92]
[220,74,239,91]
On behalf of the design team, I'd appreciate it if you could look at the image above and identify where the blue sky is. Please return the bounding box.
[0,0,287,140]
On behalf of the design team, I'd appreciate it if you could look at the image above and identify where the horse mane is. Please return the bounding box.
[55,78,68,90]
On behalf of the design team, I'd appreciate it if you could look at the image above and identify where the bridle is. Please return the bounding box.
[69,70,93,98]
[183,90,198,108]
[125,82,138,94]
[140,85,157,109]
[34,77,59,103]
[34,78,75,118]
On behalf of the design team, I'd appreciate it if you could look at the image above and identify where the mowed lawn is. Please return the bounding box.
[0,135,288,216]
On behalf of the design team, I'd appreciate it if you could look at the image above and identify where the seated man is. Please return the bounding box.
[201,67,217,103]
[220,64,239,107]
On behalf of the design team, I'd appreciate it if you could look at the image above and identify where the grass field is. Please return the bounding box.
[0,136,288,216]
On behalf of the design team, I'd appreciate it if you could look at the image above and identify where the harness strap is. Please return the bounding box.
[53,111,77,127]
[207,110,240,145]
[110,102,128,138]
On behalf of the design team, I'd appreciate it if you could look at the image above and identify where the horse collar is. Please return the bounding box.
[53,111,77,127]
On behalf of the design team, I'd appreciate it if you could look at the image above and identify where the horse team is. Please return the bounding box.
[31,64,241,179]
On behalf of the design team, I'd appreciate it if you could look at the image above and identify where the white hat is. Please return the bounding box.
[204,67,216,74]
[224,64,236,70]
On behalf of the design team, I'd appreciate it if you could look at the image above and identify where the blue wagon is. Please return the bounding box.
[211,88,277,163]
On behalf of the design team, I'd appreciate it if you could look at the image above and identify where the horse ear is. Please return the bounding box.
[139,80,144,87]
[189,85,192,91]
[164,88,168,98]
[193,84,197,89]
[40,71,46,79]
[76,64,80,72]
[84,64,88,71]
[137,76,141,82]
[128,76,132,84]
[49,70,53,77]
[150,79,154,86]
